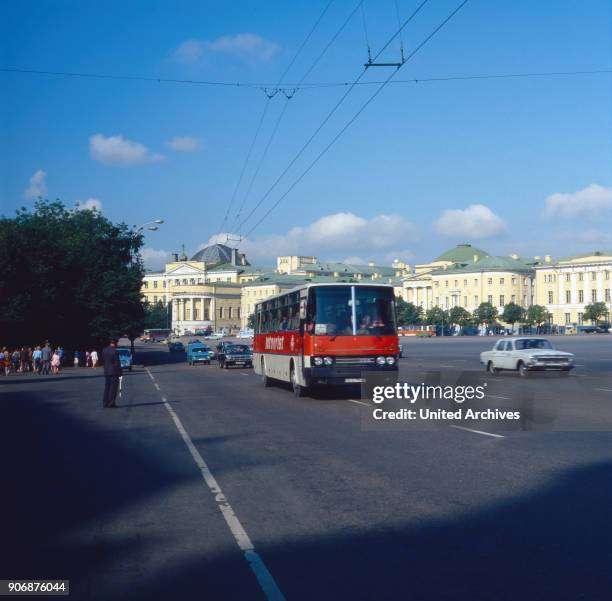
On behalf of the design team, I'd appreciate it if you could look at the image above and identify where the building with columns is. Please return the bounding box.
[534,251,612,327]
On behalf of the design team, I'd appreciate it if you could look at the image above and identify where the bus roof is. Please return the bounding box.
[254,282,396,307]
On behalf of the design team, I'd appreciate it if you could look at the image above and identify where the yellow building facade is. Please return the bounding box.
[534,251,612,326]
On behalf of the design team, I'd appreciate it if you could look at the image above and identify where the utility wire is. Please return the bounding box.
[231,0,364,233]
[238,0,431,230]
[244,0,470,237]
[3,66,610,91]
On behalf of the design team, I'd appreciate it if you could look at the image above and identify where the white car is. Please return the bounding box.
[205,332,224,340]
[236,329,254,339]
[480,337,574,377]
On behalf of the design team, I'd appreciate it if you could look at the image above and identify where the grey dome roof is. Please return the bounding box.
[190,243,233,265]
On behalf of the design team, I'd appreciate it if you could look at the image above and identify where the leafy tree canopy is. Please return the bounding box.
[395,298,423,326]
[247,313,256,330]
[473,302,498,325]
[525,305,550,326]
[501,302,525,325]
[425,306,448,326]
[0,200,144,349]
[584,302,608,324]
[448,306,472,327]
[144,301,171,330]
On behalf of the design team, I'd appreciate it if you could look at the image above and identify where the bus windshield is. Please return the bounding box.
[307,286,396,336]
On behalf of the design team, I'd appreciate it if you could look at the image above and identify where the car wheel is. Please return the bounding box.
[487,361,498,375]
[291,364,305,398]
[518,361,529,377]
[262,359,272,387]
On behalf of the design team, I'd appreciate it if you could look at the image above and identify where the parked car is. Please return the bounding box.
[186,342,214,365]
[217,344,253,369]
[168,341,185,352]
[480,337,574,376]
[236,329,254,339]
[117,347,133,372]
[205,332,224,340]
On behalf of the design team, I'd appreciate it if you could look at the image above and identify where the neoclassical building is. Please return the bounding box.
[141,243,264,334]
[402,244,537,316]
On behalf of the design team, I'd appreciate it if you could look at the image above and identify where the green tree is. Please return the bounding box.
[448,306,472,327]
[144,301,171,330]
[395,298,423,326]
[247,313,256,329]
[584,301,608,324]
[0,200,144,349]
[425,306,448,326]
[525,305,550,327]
[473,302,498,325]
[501,302,525,330]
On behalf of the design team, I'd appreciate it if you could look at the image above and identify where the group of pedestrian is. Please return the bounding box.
[0,343,100,375]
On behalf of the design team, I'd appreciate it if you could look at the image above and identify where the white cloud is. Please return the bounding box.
[169,33,280,65]
[141,248,170,270]
[543,184,612,220]
[435,204,507,239]
[24,169,47,199]
[167,136,200,152]
[75,198,102,211]
[89,134,163,166]
[203,212,418,265]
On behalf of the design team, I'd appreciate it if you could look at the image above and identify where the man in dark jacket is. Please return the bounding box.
[101,338,122,408]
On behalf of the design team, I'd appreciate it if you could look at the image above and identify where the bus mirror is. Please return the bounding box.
[299,300,306,319]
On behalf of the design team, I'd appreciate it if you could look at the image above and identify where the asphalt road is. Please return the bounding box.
[2,336,612,600]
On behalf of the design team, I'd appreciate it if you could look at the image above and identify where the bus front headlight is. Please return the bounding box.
[386,356,396,365]
[376,356,386,366]
[313,357,323,366]
[323,356,333,366]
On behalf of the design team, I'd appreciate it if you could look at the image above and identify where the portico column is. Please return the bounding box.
[191,298,195,322]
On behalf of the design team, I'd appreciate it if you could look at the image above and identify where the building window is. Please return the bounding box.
[578,290,584,303]
[606,271,610,280]
[163,281,167,288]
[548,291,553,304]
[435,297,439,306]
[578,312,584,325]
[523,295,527,305]
[153,281,158,288]
[565,273,570,282]
[463,280,467,287]
[454,280,458,287]
[487,295,493,304]
[237,307,241,318]
[500,278,505,285]
[579,273,583,281]
[566,290,571,303]
[592,289,597,302]
[511,295,516,303]
[512,277,516,285]
[153,296,157,303]
[463,296,467,307]
[565,313,571,325]
[487,278,492,285]
[445,280,448,287]
[474,279,478,286]
[219,307,224,319]
[434,281,439,287]
[592,272,596,280]
[474,295,479,306]
[229,307,233,319]
[606,289,611,302]
[499,295,505,307]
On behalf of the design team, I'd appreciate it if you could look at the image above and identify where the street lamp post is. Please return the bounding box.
[135,219,165,233]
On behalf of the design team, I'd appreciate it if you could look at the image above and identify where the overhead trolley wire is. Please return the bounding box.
[243,0,471,237]
[231,0,365,233]
[3,66,610,91]
[237,0,432,231]
[228,0,338,233]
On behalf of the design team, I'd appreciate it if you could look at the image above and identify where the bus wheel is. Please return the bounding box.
[262,359,272,387]
[291,365,305,398]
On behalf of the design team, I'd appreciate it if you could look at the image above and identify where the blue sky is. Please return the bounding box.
[1,0,611,269]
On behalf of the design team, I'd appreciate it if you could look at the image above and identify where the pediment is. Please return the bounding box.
[166,264,205,276]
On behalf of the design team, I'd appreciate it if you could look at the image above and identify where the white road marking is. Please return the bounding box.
[240,372,250,376]
[154,383,160,391]
[449,425,504,438]
[593,388,612,392]
[347,399,370,407]
[451,359,468,362]
[145,368,285,601]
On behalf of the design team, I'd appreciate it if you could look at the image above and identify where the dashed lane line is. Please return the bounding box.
[145,368,285,601]
[449,425,504,439]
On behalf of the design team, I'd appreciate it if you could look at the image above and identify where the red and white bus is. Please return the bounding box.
[253,283,399,396]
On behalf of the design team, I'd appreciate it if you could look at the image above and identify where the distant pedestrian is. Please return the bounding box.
[11,350,20,373]
[85,351,91,367]
[51,350,61,374]
[0,349,6,376]
[33,346,42,373]
[90,349,99,368]
[101,338,122,408]
[73,350,81,368]
[41,343,52,375]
